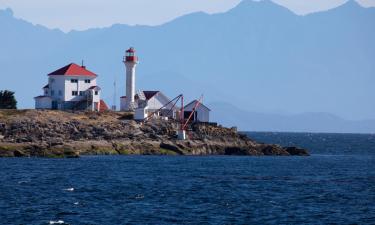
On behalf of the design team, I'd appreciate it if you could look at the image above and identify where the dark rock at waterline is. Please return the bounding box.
[224,147,248,155]
[160,142,183,154]
[284,147,310,156]
[14,150,27,157]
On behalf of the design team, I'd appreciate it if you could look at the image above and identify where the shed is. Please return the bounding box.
[184,100,210,123]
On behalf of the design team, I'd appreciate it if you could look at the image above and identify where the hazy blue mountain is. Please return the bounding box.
[0,0,374,132]
[210,102,375,133]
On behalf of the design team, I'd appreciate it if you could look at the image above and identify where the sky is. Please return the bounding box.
[0,0,374,32]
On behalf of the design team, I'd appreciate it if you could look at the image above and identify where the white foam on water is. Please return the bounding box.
[135,194,144,199]
[49,220,64,224]
[74,202,79,205]
[63,188,74,191]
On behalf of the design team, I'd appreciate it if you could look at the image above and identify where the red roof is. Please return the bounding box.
[48,63,97,77]
[99,100,109,112]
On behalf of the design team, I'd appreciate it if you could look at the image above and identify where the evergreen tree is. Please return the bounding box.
[0,90,17,109]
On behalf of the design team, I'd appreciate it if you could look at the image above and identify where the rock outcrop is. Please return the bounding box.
[0,110,309,157]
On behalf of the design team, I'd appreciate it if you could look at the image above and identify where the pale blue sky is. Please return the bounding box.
[0,0,374,31]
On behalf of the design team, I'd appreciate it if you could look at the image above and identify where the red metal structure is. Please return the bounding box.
[182,95,203,131]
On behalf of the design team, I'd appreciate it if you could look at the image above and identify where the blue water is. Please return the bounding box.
[0,133,374,224]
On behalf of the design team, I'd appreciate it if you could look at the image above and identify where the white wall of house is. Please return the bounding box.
[87,88,101,111]
[147,96,165,110]
[147,93,173,110]
[38,75,99,109]
[43,87,49,96]
[48,75,66,101]
[35,97,52,109]
[91,89,100,103]
[62,76,97,101]
[184,101,210,122]
[134,107,148,120]
[195,107,210,122]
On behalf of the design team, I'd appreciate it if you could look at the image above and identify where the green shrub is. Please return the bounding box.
[0,90,17,109]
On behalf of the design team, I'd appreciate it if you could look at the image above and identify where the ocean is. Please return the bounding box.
[0,132,374,224]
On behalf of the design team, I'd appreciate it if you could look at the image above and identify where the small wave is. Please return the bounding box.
[74,202,79,205]
[49,220,64,224]
[63,188,74,192]
[17,180,30,184]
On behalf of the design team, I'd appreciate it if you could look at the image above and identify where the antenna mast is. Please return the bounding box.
[112,78,117,111]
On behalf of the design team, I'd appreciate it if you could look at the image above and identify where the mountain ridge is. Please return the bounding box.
[0,0,374,132]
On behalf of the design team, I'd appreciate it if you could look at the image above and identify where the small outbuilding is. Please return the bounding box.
[184,100,210,123]
[122,90,178,120]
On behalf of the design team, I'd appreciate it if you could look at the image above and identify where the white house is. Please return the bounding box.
[121,91,178,120]
[34,63,108,111]
[184,100,210,123]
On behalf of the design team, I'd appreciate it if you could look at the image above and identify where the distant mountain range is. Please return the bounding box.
[210,102,375,133]
[0,0,374,133]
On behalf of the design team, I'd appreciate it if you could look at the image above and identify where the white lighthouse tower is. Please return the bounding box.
[122,47,138,111]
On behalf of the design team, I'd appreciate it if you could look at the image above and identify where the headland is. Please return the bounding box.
[0,110,309,158]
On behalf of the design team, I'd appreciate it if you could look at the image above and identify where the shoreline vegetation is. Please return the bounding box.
[0,110,309,158]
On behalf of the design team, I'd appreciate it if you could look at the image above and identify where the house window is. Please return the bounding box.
[71,79,78,83]
[58,90,62,96]
[45,91,48,95]
[51,90,55,96]
[72,91,78,96]
[79,91,85,96]
[85,79,91,83]
[95,91,98,95]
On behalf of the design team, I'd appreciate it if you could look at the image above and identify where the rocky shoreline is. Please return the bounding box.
[0,110,309,158]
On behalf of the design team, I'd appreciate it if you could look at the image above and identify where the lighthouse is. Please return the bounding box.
[123,47,138,111]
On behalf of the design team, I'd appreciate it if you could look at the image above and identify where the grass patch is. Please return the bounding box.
[0,109,29,119]
[159,148,179,155]
[117,149,132,155]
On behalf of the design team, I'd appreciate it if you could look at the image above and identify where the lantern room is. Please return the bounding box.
[124,47,138,62]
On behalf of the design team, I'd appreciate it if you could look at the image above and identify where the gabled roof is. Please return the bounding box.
[143,91,159,100]
[121,91,161,100]
[185,100,211,111]
[48,63,97,77]
[43,84,49,89]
